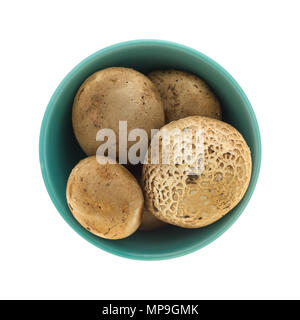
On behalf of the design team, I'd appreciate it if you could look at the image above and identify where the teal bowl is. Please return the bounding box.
[39,40,261,260]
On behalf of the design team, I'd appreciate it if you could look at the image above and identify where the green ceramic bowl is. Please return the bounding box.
[39,40,261,260]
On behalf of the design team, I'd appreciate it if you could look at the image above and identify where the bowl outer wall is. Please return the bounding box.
[39,39,261,260]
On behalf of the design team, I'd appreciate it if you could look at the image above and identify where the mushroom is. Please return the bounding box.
[148,70,221,123]
[72,67,165,157]
[125,163,167,231]
[139,207,167,231]
[142,116,252,228]
[66,156,144,239]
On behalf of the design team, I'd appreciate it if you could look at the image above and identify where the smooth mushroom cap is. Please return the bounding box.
[148,70,221,123]
[125,163,167,231]
[72,67,165,156]
[66,156,144,239]
[139,206,167,231]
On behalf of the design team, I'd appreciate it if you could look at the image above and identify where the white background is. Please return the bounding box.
[0,0,299,300]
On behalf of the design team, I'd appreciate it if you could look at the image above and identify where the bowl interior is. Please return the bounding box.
[40,40,261,260]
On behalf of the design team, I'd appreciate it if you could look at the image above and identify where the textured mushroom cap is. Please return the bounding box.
[73,67,165,156]
[148,70,221,123]
[142,116,252,228]
[66,156,144,239]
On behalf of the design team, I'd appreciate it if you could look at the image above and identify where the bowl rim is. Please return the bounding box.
[39,39,262,260]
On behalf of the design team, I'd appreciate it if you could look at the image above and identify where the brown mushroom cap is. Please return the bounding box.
[139,207,167,231]
[142,116,252,228]
[148,70,221,123]
[125,163,167,231]
[72,67,165,156]
[66,156,144,239]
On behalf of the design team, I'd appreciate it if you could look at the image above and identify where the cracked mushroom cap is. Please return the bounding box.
[66,156,143,239]
[72,67,165,156]
[148,70,221,123]
[142,116,252,228]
